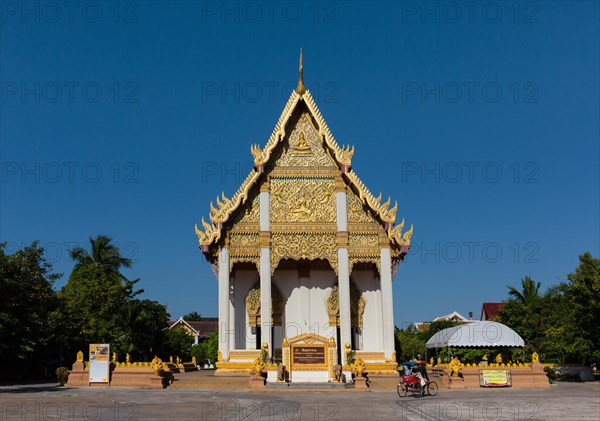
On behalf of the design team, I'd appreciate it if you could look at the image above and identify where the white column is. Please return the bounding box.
[336,188,351,364]
[218,247,230,360]
[336,191,347,231]
[338,248,352,364]
[260,247,272,356]
[259,188,272,356]
[228,285,235,351]
[380,247,395,359]
[260,191,270,231]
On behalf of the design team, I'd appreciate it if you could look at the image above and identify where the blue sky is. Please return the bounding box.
[2,1,598,326]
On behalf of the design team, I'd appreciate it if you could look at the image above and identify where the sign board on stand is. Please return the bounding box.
[89,344,110,384]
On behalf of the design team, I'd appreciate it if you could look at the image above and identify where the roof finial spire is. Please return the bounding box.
[296,48,306,95]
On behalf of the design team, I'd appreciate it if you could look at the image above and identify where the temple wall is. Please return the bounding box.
[274,268,336,341]
[352,270,384,352]
[231,269,259,350]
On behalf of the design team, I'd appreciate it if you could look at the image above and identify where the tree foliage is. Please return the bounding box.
[191,331,219,364]
[183,311,203,321]
[162,327,195,361]
[1,236,175,377]
[498,252,600,365]
[0,242,60,377]
[395,320,464,363]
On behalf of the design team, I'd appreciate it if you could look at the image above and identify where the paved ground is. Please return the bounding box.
[1,380,598,420]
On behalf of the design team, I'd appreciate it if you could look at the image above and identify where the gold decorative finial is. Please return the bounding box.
[296,48,306,95]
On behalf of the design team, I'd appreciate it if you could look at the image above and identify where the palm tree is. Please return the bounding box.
[507,276,541,306]
[506,276,543,354]
[70,235,132,283]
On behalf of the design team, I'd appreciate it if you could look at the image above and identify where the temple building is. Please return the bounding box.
[195,52,413,379]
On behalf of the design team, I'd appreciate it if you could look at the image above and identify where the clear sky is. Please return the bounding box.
[2,1,598,326]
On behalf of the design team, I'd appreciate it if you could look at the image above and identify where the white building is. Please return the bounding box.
[195,53,413,378]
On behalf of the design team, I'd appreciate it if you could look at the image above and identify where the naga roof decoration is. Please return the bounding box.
[195,52,413,252]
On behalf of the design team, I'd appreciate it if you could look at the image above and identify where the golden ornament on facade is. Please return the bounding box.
[292,131,312,155]
[273,114,336,168]
[347,194,377,225]
[389,218,414,247]
[270,233,338,274]
[195,86,413,254]
[327,286,340,326]
[246,287,261,326]
[271,177,336,224]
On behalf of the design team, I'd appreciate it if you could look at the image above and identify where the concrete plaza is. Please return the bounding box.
[1,378,598,420]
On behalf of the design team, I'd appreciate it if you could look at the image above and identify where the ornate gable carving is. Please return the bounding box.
[271,178,336,225]
[271,113,336,169]
[195,81,413,261]
[229,193,260,229]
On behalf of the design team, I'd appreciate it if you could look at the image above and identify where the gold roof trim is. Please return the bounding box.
[196,82,413,249]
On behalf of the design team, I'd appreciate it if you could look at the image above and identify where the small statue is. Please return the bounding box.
[192,356,196,365]
[150,356,163,375]
[354,358,367,377]
[344,343,353,364]
[176,356,181,365]
[430,357,434,366]
[495,353,502,364]
[333,364,343,382]
[261,342,269,363]
[277,364,286,382]
[126,353,131,364]
[76,350,84,362]
[437,356,441,365]
[448,357,463,377]
[169,356,174,364]
[293,131,311,155]
[532,352,539,363]
[252,357,266,376]
[112,352,118,363]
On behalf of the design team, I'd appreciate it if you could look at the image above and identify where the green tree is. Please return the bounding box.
[162,328,194,361]
[56,266,132,353]
[507,276,541,306]
[500,276,544,355]
[115,299,169,359]
[395,329,425,362]
[0,242,60,377]
[566,252,600,365]
[55,236,143,361]
[183,311,202,321]
[191,331,218,364]
[70,235,134,285]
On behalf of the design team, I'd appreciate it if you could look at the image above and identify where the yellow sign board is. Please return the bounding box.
[480,369,511,387]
